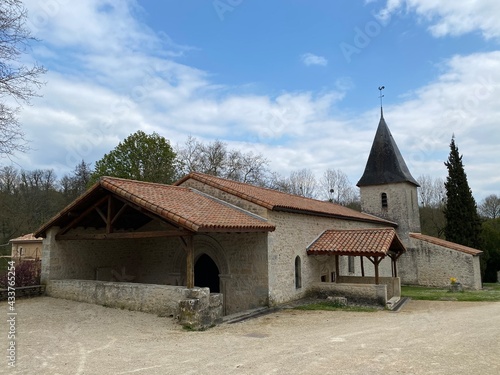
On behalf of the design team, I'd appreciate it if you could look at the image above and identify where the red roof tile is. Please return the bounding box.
[35,177,275,237]
[409,233,482,256]
[307,228,405,256]
[176,173,394,225]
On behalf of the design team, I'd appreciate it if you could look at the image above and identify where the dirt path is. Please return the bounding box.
[1,297,499,374]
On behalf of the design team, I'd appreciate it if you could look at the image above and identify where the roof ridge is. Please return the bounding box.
[100,176,190,190]
[190,188,271,224]
[189,172,330,204]
[177,172,395,226]
[409,232,482,255]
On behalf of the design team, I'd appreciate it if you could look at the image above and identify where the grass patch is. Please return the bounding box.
[294,301,378,312]
[402,283,500,302]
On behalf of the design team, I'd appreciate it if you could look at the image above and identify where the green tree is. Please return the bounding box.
[91,131,177,184]
[481,218,500,282]
[443,137,481,249]
[60,160,93,201]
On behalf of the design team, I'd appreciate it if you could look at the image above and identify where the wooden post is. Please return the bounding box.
[360,256,365,277]
[180,236,195,289]
[106,196,113,234]
[335,254,340,282]
[374,256,380,285]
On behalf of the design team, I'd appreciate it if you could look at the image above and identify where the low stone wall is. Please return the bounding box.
[179,287,224,330]
[46,279,191,317]
[337,276,401,299]
[311,282,387,306]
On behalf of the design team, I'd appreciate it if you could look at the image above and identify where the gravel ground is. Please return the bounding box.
[1,296,499,375]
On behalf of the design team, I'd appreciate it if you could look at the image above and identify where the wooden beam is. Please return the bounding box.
[374,256,380,285]
[56,230,192,241]
[111,202,129,225]
[360,256,365,277]
[106,196,113,234]
[95,207,107,224]
[57,195,110,236]
[180,236,195,289]
[335,254,340,282]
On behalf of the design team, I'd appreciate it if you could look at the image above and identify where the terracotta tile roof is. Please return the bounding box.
[175,173,395,226]
[307,228,405,256]
[10,233,42,243]
[35,177,275,237]
[410,233,482,256]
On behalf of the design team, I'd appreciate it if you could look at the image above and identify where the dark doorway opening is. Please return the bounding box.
[194,254,220,293]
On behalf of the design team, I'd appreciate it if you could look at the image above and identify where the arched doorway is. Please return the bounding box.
[194,253,220,293]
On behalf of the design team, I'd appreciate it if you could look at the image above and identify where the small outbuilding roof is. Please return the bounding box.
[176,173,395,226]
[409,233,482,256]
[357,113,419,187]
[307,228,406,257]
[10,233,42,243]
[35,176,275,238]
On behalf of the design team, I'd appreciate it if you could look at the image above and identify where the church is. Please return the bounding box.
[35,111,482,320]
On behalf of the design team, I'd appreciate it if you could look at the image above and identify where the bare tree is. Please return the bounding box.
[287,168,317,198]
[417,174,445,208]
[320,168,358,205]
[0,165,18,193]
[176,137,271,185]
[479,194,500,219]
[0,0,46,157]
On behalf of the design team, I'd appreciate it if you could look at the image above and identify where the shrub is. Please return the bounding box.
[0,259,41,288]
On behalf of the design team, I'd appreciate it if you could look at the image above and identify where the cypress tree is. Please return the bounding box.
[443,137,481,248]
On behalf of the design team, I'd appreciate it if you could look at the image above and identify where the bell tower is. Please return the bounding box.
[357,105,420,245]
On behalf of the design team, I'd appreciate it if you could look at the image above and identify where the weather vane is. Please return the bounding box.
[378,85,385,108]
[378,85,385,116]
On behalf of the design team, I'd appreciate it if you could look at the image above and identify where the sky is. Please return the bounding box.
[7,0,500,201]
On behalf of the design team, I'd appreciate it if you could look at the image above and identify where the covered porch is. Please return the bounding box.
[307,228,406,306]
[35,177,275,326]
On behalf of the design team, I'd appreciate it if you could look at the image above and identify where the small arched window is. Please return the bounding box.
[381,192,388,208]
[295,256,302,289]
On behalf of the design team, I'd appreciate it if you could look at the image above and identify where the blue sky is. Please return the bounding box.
[9,0,500,200]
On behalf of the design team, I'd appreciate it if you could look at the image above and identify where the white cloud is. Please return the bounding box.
[301,53,328,67]
[8,0,500,202]
[378,0,500,39]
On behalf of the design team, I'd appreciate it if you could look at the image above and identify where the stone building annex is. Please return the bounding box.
[34,111,482,323]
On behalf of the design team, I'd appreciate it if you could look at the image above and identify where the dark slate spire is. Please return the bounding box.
[357,112,419,187]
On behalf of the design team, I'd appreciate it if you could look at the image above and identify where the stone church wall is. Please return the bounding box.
[398,238,482,290]
[266,210,387,305]
[359,182,420,245]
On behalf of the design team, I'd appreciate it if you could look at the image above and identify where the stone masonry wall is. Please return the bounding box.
[46,279,191,316]
[398,238,482,289]
[311,282,387,306]
[267,210,389,305]
[42,227,268,315]
[360,182,420,245]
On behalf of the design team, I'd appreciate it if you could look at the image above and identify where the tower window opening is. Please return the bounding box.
[381,192,388,208]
